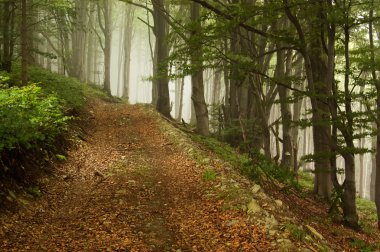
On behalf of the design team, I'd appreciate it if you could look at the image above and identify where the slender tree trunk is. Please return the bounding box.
[358,85,365,198]
[86,2,96,83]
[104,0,112,94]
[122,5,134,100]
[291,55,304,172]
[369,0,380,229]
[190,2,209,136]
[153,0,170,117]
[151,27,158,105]
[21,0,28,85]
[212,70,222,104]
[178,77,185,120]
[306,51,333,199]
[2,1,12,72]
[276,47,293,168]
[341,22,358,228]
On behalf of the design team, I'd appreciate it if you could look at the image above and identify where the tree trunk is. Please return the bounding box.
[178,77,185,120]
[306,51,333,199]
[86,2,96,83]
[122,5,134,99]
[276,48,293,169]
[340,22,358,228]
[2,0,12,72]
[103,0,112,94]
[21,0,28,85]
[153,0,170,117]
[369,1,380,229]
[190,2,209,136]
[284,0,333,199]
[291,55,304,172]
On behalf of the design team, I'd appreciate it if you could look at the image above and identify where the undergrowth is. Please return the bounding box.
[191,135,299,189]
[192,134,380,250]
[0,84,70,152]
[0,65,109,208]
[9,65,109,111]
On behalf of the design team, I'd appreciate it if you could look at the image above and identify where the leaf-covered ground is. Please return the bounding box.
[0,100,315,251]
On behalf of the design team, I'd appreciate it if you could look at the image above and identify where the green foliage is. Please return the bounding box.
[202,168,217,181]
[0,73,11,88]
[10,65,108,111]
[0,84,70,151]
[284,223,306,241]
[297,171,314,190]
[55,154,67,161]
[250,149,299,189]
[357,198,378,231]
[349,238,377,252]
[27,186,43,198]
[192,135,252,169]
[192,135,301,190]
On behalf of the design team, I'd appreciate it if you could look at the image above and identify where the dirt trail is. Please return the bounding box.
[0,100,272,251]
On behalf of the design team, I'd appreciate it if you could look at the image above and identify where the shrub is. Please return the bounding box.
[203,168,217,181]
[0,84,70,151]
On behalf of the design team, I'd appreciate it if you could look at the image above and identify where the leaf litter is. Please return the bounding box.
[0,99,306,251]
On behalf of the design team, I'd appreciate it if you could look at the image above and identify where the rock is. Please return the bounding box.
[265,215,278,229]
[257,191,268,200]
[241,205,248,212]
[305,225,324,240]
[247,199,262,214]
[251,184,261,194]
[275,199,283,207]
[277,238,294,252]
[269,229,277,236]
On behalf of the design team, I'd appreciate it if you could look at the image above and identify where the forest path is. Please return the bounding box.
[0,99,275,251]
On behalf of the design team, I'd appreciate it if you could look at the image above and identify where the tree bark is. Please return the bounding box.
[284,0,333,199]
[190,2,209,136]
[122,5,134,100]
[21,0,28,85]
[70,0,88,81]
[153,0,170,117]
[369,0,380,229]
[291,55,304,172]
[276,47,293,169]
[2,0,12,72]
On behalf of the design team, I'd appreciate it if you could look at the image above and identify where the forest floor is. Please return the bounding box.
[0,98,378,251]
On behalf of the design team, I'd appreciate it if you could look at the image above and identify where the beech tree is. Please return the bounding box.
[4,0,380,230]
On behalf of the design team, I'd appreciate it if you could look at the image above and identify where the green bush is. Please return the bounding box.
[202,168,217,181]
[0,84,70,151]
